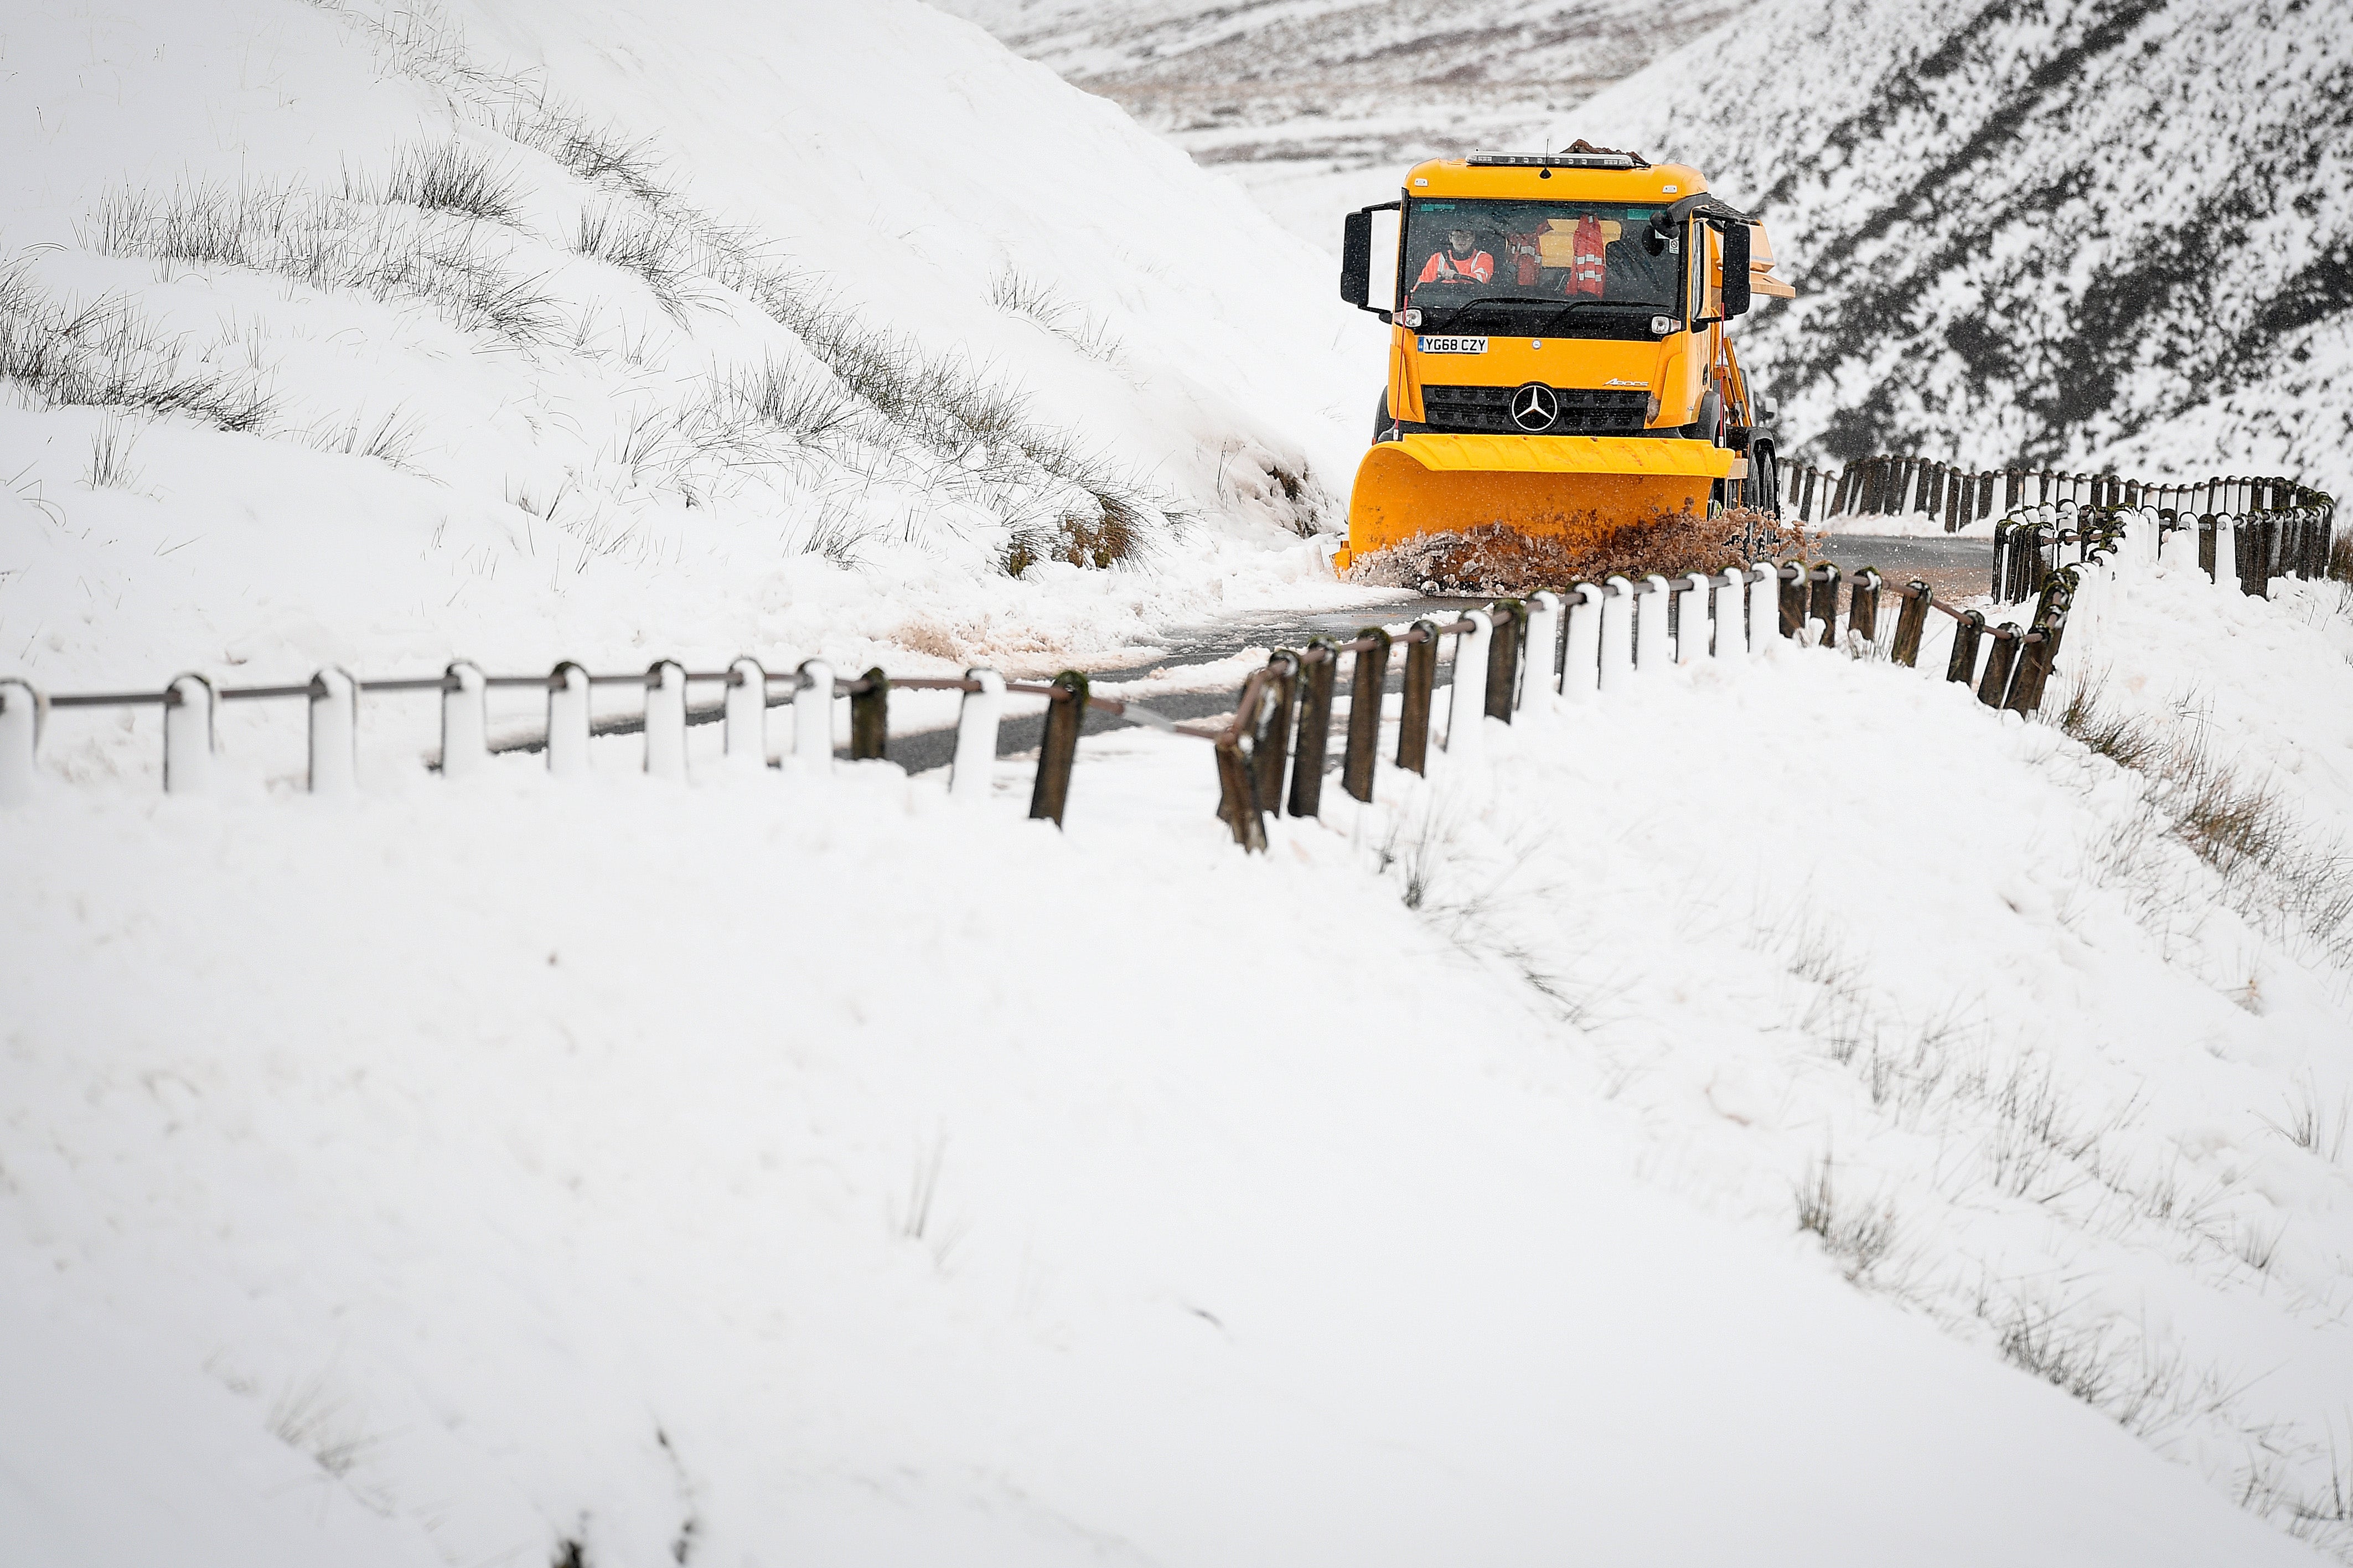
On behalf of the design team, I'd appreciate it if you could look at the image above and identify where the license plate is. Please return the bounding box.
[1416,335,1487,354]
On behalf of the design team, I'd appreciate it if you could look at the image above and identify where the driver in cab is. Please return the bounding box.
[1415,227,1493,287]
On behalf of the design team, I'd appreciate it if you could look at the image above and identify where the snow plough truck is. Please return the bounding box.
[1334,144,1795,573]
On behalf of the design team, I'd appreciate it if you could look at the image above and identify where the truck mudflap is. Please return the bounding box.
[1338,433,1743,575]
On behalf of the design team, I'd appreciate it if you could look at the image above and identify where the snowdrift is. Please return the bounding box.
[0,0,1375,725]
[1576,0,2353,495]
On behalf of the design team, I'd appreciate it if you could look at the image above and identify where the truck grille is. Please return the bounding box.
[1420,385,1648,437]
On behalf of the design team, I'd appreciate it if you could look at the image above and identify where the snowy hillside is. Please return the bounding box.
[0,0,1379,728]
[1575,0,2353,495]
[930,0,1746,246]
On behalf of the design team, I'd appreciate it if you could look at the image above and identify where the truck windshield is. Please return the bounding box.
[1403,198,1680,339]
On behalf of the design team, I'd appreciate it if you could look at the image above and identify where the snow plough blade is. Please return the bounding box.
[1337,434,1741,574]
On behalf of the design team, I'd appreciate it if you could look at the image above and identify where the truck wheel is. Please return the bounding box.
[1697,389,1724,445]
[1373,391,1392,444]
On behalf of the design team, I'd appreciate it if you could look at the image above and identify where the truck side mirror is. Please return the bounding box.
[1721,221,1752,318]
[1341,211,1373,308]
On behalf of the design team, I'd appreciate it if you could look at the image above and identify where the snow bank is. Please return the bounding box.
[0,717,2333,1565]
[0,0,1379,726]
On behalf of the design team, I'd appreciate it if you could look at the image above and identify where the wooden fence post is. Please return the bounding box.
[1946,610,1984,685]
[163,673,215,794]
[1449,613,1492,753]
[1849,570,1881,651]
[1254,651,1300,807]
[849,667,890,762]
[950,667,1002,800]
[547,662,590,777]
[793,659,836,769]
[1521,591,1563,700]
[1890,582,1931,667]
[307,665,358,795]
[0,679,39,807]
[1342,628,1390,803]
[1397,622,1437,773]
[1029,670,1087,825]
[1483,599,1522,721]
[644,659,686,778]
[1289,639,1337,818]
[1808,562,1842,648]
[724,657,766,770]
[1977,629,2020,707]
[1599,577,1635,687]
[1562,584,1603,697]
[1777,560,1807,640]
[441,660,487,777]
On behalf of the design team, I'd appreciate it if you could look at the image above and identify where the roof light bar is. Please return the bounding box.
[1467,149,1640,170]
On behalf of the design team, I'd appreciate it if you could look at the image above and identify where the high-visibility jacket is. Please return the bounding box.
[1416,247,1494,285]
[1504,231,1542,286]
[1567,216,1607,297]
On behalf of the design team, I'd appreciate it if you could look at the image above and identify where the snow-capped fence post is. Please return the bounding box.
[1028,671,1088,826]
[1216,671,1272,851]
[2007,585,2070,716]
[1562,584,1603,697]
[644,660,686,778]
[1777,561,1806,640]
[0,680,39,806]
[1634,576,1672,671]
[723,658,766,770]
[1712,568,1747,661]
[793,659,834,770]
[306,665,358,796]
[1849,570,1881,653]
[546,663,590,777]
[441,660,487,777]
[1946,611,1984,685]
[1598,577,1635,689]
[1675,573,1711,663]
[1890,581,1932,667]
[2214,514,2235,589]
[1289,639,1337,819]
[1254,651,1300,807]
[1341,628,1390,804]
[1397,622,1437,772]
[1447,614,1491,754]
[1977,628,2021,707]
[162,673,215,795]
[849,668,890,762]
[1522,591,1563,700]
[1808,563,1842,649]
[1483,601,1522,721]
[949,666,1003,801]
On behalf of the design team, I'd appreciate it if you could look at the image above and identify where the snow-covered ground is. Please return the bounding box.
[8,1,2353,1562]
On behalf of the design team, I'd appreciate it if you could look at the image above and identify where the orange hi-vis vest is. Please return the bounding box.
[1417,247,1494,285]
[1568,216,1607,297]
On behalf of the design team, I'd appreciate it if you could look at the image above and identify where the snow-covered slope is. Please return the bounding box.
[931,0,1747,247]
[0,0,1380,720]
[7,568,2350,1565]
[1576,0,2353,495]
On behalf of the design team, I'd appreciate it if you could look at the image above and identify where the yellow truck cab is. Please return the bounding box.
[1336,143,1793,571]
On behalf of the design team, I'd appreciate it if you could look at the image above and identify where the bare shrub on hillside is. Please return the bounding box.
[351,139,523,224]
[1795,1156,1902,1284]
[990,267,1122,361]
[575,203,703,322]
[82,413,142,489]
[304,406,427,474]
[85,180,558,343]
[0,261,272,430]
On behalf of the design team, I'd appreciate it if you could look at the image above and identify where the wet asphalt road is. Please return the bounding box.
[881,532,1994,775]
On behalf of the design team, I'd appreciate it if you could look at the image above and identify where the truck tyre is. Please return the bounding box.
[1697,389,1724,445]
[1373,391,1392,444]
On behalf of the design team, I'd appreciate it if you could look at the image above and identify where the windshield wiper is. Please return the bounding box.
[1436,296,1663,332]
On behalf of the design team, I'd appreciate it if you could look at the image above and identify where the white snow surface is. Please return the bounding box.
[0,0,1388,718]
[8,532,2353,1564]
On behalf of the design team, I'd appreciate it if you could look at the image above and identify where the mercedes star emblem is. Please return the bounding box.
[1511,382,1558,432]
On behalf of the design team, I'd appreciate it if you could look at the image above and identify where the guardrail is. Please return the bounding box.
[4,470,2334,842]
[0,656,1190,817]
[1766,454,2309,534]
